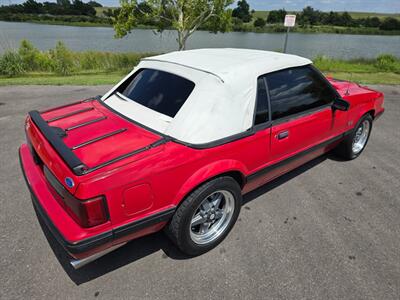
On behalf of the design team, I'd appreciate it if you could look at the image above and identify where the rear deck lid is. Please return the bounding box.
[27,98,164,181]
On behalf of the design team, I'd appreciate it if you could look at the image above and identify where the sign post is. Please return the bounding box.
[283,14,296,53]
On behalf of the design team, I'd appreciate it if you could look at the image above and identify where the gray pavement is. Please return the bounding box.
[0,85,399,299]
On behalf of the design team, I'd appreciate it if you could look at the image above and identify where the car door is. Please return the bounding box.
[266,65,342,172]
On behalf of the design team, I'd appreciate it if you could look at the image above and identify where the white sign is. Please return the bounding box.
[284,15,296,27]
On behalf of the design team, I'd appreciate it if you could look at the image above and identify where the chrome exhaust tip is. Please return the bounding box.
[70,243,127,269]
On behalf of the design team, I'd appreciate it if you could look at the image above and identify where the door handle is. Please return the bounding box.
[277,131,289,140]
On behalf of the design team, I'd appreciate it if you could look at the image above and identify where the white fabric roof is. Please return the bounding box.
[102,48,312,145]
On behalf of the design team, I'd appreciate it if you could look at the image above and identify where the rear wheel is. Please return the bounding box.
[335,114,373,160]
[166,176,242,256]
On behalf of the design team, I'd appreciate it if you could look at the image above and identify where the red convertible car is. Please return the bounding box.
[20,49,384,268]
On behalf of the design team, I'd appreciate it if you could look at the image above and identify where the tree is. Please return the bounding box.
[380,17,400,30]
[114,0,233,51]
[253,17,266,28]
[298,6,321,25]
[22,0,43,14]
[56,0,70,7]
[364,17,381,28]
[340,12,354,27]
[87,1,102,7]
[266,9,286,24]
[232,0,251,23]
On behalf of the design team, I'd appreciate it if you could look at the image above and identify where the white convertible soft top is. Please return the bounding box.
[102,48,312,145]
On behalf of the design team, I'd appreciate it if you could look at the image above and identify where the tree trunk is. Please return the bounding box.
[177,30,186,50]
[177,6,186,51]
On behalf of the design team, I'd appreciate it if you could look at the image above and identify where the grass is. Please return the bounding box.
[0,71,123,86]
[1,41,399,86]
[348,12,400,20]
[27,19,112,27]
[1,71,399,86]
[94,6,117,17]
[252,11,269,19]
[325,72,400,85]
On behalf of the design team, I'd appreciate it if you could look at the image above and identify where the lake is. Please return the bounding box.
[1,21,399,59]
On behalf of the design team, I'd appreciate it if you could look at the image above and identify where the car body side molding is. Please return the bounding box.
[247,130,352,182]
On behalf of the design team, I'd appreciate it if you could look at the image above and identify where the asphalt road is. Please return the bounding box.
[0,85,399,300]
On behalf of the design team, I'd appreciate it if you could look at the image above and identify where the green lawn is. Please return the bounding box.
[348,12,400,20]
[252,11,269,19]
[94,6,118,17]
[325,72,400,85]
[0,72,122,86]
[1,71,399,86]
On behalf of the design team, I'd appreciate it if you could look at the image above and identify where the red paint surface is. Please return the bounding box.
[20,79,384,259]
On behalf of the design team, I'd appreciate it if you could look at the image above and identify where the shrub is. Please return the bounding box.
[49,41,74,75]
[79,51,103,70]
[375,54,398,72]
[380,17,400,31]
[0,51,25,77]
[254,17,266,28]
[18,39,40,71]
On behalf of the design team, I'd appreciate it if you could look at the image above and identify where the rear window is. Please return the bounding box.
[117,69,195,118]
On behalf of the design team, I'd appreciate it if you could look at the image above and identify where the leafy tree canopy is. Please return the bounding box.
[114,0,233,50]
[232,0,251,23]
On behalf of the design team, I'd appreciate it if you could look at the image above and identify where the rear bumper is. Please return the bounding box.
[19,144,175,260]
[19,144,113,256]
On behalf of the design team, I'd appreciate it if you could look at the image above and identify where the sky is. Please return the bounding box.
[1,0,399,13]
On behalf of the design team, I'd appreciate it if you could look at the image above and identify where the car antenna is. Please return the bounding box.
[345,73,353,96]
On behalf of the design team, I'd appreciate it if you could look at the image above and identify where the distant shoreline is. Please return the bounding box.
[1,19,399,36]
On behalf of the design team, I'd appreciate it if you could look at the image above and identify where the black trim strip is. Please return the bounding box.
[100,97,260,150]
[28,110,88,175]
[247,131,350,182]
[271,104,332,126]
[84,138,168,174]
[20,147,176,254]
[172,130,256,150]
[66,116,107,131]
[46,107,94,123]
[113,208,176,239]
[72,128,127,150]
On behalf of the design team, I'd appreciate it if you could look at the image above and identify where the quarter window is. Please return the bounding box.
[266,66,337,120]
[117,69,195,118]
[254,76,269,125]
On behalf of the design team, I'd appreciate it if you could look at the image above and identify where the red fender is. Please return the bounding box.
[172,159,248,206]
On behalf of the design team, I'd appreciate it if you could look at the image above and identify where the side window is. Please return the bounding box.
[254,76,269,125]
[266,66,337,120]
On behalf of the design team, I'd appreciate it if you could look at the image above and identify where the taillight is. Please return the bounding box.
[63,195,109,228]
[42,166,109,227]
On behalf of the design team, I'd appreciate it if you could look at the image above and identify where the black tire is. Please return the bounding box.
[334,114,373,160]
[165,176,242,256]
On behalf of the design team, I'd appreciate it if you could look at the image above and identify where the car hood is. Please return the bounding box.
[39,98,163,170]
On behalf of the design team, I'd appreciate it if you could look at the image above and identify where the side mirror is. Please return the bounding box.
[332,98,350,111]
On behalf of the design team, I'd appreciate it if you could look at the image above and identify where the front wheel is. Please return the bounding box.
[335,114,373,160]
[165,177,242,256]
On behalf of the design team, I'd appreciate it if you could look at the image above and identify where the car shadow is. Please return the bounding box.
[37,153,333,285]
